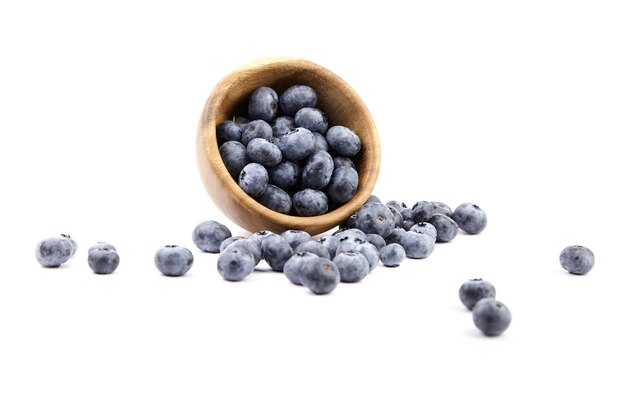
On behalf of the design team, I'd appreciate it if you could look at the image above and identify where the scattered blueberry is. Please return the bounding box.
[88,242,117,253]
[220,236,245,252]
[334,228,367,242]
[355,202,395,238]
[411,201,434,223]
[559,245,595,275]
[192,220,232,253]
[339,213,358,229]
[386,200,406,212]
[35,237,73,268]
[453,203,488,235]
[385,227,407,245]
[431,201,453,218]
[365,233,386,251]
[300,257,340,295]
[353,242,379,270]
[472,298,512,336]
[88,247,120,275]
[295,240,330,259]
[217,246,255,282]
[281,230,312,250]
[154,245,194,277]
[60,234,77,256]
[319,235,341,259]
[387,205,404,228]
[283,252,319,285]
[250,230,275,246]
[379,243,406,267]
[401,231,435,259]
[333,251,370,283]
[429,213,459,243]
[459,279,496,310]
[409,222,437,240]
[261,234,293,272]
[227,238,262,266]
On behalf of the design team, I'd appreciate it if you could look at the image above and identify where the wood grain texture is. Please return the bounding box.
[197,57,380,235]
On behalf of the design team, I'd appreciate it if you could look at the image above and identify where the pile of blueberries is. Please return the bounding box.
[217,84,361,216]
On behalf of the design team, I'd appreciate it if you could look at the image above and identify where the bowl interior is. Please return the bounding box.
[199,58,380,235]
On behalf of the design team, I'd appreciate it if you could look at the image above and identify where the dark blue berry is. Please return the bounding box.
[258,184,292,214]
[365,233,386,251]
[88,248,120,274]
[217,247,255,281]
[355,202,395,238]
[332,156,355,171]
[411,201,434,223]
[294,107,328,134]
[261,234,293,272]
[312,132,329,152]
[379,243,405,267]
[281,230,312,250]
[268,160,300,190]
[453,203,487,235]
[248,86,278,122]
[295,240,330,259]
[192,220,232,253]
[219,141,249,179]
[35,237,72,267]
[279,85,317,116]
[326,166,358,204]
[333,251,369,283]
[241,119,272,146]
[283,252,318,285]
[246,138,282,167]
[559,245,595,275]
[293,189,328,216]
[300,257,340,295]
[217,120,242,143]
[154,245,194,277]
[326,126,361,157]
[459,279,496,310]
[319,235,340,259]
[272,116,295,137]
[276,127,315,161]
[429,214,459,243]
[302,151,334,190]
[401,231,435,259]
[473,299,512,336]
[238,163,269,198]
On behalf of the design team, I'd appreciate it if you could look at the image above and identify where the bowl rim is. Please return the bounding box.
[197,56,380,235]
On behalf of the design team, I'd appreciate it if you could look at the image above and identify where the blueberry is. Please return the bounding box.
[319,235,341,258]
[365,233,386,251]
[326,126,361,157]
[295,240,330,259]
[272,116,296,137]
[88,248,120,275]
[386,200,407,212]
[281,230,312,250]
[355,202,395,238]
[293,189,328,216]
[379,243,406,267]
[283,252,319,285]
[154,245,194,277]
[301,151,334,190]
[472,298,512,336]
[312,132,329,152]
[559,245,595,275]
[431,201,453,218]
[88,242,117,253]
[227,238,262,266]
[401,231,435,259]
[192,220,232,253]
[411,201,434,223]
[35,237,73,267]
[233,116,249,129]
[385,227,407,245]
[268,160,301,191]
[241,119,272,146]
[261,234,293,272]
[453,203,488,235]
[300,257,340,295]
[250,230,275,246]
[326,166,358,205]
[248,86,278,122]
[334,228,367,242]
[60,234,77,256]
[333,251,369,283]
[366,195,381,204]
[409,222,437,240]
[217,247,255,281]
[459,279,496,310]
[332,156,356,171]
[279,85,317,116]
[339,214,357,229]
[400,208,413,221]
[246,138,282,167]
[402,219,415,231]
[238,162,269,197]
[429,213,459,243]
[353,242,379,270]
[220,236,245,252]
[258,184,292,214]
[335,238,363,255]
[220,141,249,179]
[276,127,315,161]
[387,205,404,228]
[294,107,328,134]
[217,120,242,143]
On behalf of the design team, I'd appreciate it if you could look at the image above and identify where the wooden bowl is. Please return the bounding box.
[197,57,380,235]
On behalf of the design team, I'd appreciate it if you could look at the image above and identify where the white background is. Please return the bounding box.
[1,1,625,416]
